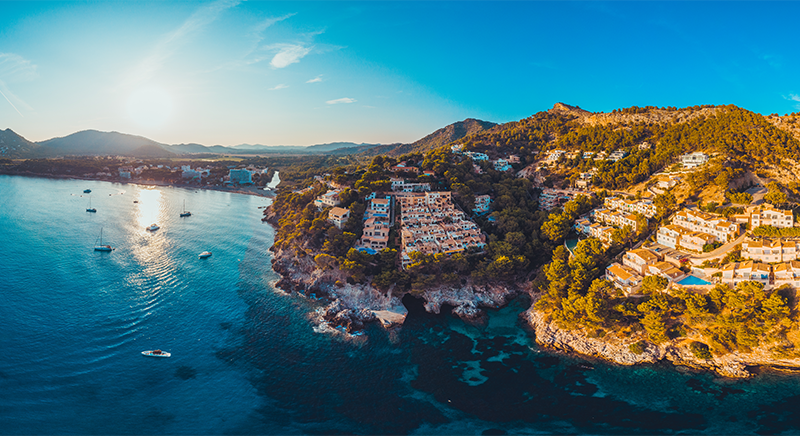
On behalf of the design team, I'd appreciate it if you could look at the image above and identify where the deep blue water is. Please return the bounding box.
[5,176,800,434]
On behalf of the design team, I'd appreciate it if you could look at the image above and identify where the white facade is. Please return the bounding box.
[682,152,709,169]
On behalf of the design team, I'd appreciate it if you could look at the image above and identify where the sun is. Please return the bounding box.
[127,85,174,129]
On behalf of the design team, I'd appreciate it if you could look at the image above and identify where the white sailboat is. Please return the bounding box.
[180,200,191,217]
[94,228,113,252]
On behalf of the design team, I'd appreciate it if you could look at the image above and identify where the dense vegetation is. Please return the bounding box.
[456,105,800,191]
[535,253,798,357]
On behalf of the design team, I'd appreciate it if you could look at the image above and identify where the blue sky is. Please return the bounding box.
[1,1,799,146]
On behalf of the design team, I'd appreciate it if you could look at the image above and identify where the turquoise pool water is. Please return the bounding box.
[678,275,712,286]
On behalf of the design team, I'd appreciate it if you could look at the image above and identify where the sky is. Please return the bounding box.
[1,1,800,146]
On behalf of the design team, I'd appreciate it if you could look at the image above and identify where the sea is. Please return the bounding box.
[4,174,800,435]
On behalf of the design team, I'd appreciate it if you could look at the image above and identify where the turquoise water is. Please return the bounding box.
[5,175,800,434]
[679,275,713,286]
[565,238,579,255]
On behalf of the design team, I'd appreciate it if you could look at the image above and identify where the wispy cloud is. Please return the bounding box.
[253,13,296,36]
[784,94,800,102]
[306,75,323,83]
[0,53,38,82]
[326,97,356,105]
[0,53,37,115]
[268,84,289,91]
[269,44,312,69]
[125,0,240,86]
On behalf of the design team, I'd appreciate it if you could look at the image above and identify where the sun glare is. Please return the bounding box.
[127,86,174,129]
[136,188,163,229]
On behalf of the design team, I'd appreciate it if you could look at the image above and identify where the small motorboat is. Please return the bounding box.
[142,349,171,358]
[199,251,212,258]
[83,189,91,193]
[133,200,138,203]
[146,224,160,231]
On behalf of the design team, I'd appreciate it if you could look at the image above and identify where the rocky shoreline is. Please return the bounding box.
[525,301,800,378]
[270,242,523,332]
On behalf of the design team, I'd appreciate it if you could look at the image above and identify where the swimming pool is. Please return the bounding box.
[678,275,712,286]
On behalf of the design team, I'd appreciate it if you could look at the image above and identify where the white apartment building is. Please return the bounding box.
[593,209,640,232]
[672,209,739,243]
[399,191,486,267]
[720,261,771,288]
[622,248,662,275]
[682,152,709,169]
[741,238,798,263]
[749,205,794,229]
[603,196,657,218]
[773,261,800,288]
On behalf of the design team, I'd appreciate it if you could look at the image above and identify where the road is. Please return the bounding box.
[689,231,748,262]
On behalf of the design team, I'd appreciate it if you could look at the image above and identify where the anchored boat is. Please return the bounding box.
[94,228,114,252]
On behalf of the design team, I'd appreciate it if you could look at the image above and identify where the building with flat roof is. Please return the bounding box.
[605,263,643,295]
[672,209,739,243]
[622,248,662,275]
[328,207,350,229]
[742,238,798,263]
[228,168,253,184]
[749,205,794,229]
[682,152,709,169]
[399,191,486,267]
[314,190,342,210]
[720,261,771,288]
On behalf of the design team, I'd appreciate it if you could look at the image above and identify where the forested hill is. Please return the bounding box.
[455,103,800,190]
[360,118,496,157]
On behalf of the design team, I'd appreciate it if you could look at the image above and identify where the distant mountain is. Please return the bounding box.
[4,118,493,159]
[36,130,174,157]
[360,118,497,157]
[0,128,40,158]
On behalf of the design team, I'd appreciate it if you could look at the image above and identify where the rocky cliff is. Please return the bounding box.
[525,302,800,378]
[547,102,720,127]
[269,240,522,334]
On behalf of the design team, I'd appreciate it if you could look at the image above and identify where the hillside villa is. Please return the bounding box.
[327,207,350,229]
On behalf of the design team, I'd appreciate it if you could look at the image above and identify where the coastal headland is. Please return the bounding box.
[9,103,800,379]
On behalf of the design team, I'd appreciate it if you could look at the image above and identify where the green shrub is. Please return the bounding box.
[689,341,713,360]
[629,340,648,355]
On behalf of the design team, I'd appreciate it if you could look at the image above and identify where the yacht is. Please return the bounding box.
[180,200,191,217]
[86,197,96,213]
[199,251,212,258]
[146,224,160,231]
[141,350,170,358]
[94,228,114,252]
[83,189,91,193]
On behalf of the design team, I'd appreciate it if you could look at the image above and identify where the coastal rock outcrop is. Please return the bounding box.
[526,300,800,378]
[268,241,522,333]
[422,282,521,322]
